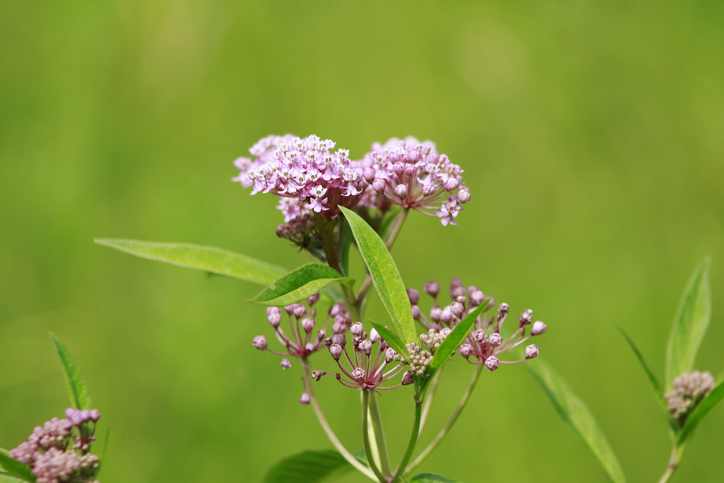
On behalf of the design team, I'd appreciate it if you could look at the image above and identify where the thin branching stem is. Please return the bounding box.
[301,359,376,480]
[391,401,423,483]
[362,390,388,482]
[405,364,484,475]
[658,444,685,483]
[419,370,442,433]
[369,391,392,477]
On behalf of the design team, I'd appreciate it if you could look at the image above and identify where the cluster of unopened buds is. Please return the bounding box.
[665,370,716,422]
[312,322,414,390]
[9,408,101,483]
[409,278,547,372]
[233,134,469,227]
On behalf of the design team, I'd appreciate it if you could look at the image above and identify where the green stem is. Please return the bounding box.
[301,359,377,481]
[658,444,685,483]
[419,370,442,434]
[391,400,423,483]
[405,365,484,476]
[369,392,392,477]
[385,208,409,251]
[362,390,388,482]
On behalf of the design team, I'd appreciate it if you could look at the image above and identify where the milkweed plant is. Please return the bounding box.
[3,135,722,483]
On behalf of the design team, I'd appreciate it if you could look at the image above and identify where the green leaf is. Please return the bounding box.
[429,300,489,375]
[678,379,724,445]
[526,357,626,483]
[410,473,461,483]
[250,263,353,306]
[263,450,352,483]
[49,333,91,410]
[618,328,667,410]
[339,218,353,277]
[340,207,416,344]
[94,239,287,286]
[0,474,26,483]
[370,322,407,360]
[665,258,711,390]
[0,449,34,482]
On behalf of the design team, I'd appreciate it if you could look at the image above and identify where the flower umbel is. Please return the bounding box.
[665,370,716,423]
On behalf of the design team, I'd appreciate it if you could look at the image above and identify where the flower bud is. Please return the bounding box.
[532,321,547,336]
[393,162,405,176]
[359,339,373,355]
[300,392,310,405]
[372,178,386,193]
[395,184,408,198]
[450,285,466,299]
[369,328,381,343]
[332,334,346,346]
[329,304,345,316]
[459,344,473,358]
[471,329,485,341]
[440,327,452,338]
[332,316,347,334]
[80,409,90,422]
[385,348,398,363]
[329,344,343,360]
[318,329,326,339]
[407,149,420,162]
[407,288,420,305]
[284,304,295,315]
[525,344,539,359]
[498,303,509,314]
[305,342,316,353]
[267,307,282,328]
[485,356,499,372]
[307,293,320,306]
[488,333,503,347]
[293,304,307,318]
[280,358,292,370]
[312,371,325,381]
[430,306,442,322]
[89,409,101,422]
[470,290,485,307]
[301,317,315,333]
[424,281,440,298]
[519,309,533,326]
[350,322,364,336]
[404,163,417,176]
[411,305,421,320]
[352,367,366,382]
[401,371,415,385]
[444,177,459,191]
[450,302,465,318]
[364,168,377,183]
[253,335,268,350]
[440,308,453,324]
[457,189,471,203]
[450,277,464,288]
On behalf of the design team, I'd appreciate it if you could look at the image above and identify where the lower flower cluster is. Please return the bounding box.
[9,408,102,483]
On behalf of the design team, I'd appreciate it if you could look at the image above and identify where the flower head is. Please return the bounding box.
[665,370,716,422]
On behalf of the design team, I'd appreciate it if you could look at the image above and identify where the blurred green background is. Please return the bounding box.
[2,1,723,481]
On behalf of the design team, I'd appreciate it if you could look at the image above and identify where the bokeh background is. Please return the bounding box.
[2,1,724,482]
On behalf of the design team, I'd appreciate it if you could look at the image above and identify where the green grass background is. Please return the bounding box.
[1,1,724,482]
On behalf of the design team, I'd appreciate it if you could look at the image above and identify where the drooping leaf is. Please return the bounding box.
[263,450,352,483]
[370,322,407,361]
[250,263,353,306]
[677,379,724,445]
[340,207,416,344]
[0,449,34,482]
[429,300,489,375]
[665,258,711,390]
[410,473,461,483]
[49,333,91,410]
[94,239,287,286]
[526,358,626,483]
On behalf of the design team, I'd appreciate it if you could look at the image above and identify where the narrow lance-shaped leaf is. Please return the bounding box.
[264,450,352,483]
[0,474,26,483]
[618,328,666,410]
[410,474,461,483]
[370,322,407,361]
[665,258,711,390]
[0,448,34,482]
[340,207,416,344]
[49,333,91,410]
[429,300,489,375]
[526,358,626,483]
[94,239,287,286]
[250,263,354,306]
[678,379,724,445]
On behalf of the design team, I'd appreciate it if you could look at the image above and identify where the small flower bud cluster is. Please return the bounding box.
[9,409,102,483]
[312,322,409,391]
[274,210,323,254]
[404,342,433,376]
[252,293,342,369]
[665,370,716,421]
[412,278,493,333]
[419,328,451,354]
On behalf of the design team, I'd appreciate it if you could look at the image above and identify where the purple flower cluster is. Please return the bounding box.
[233,134,365,218]
[9,409,101,483]
[312,322,413,391]
[411,278,546,372]
[233,134,469,226]
[360,137,470,226]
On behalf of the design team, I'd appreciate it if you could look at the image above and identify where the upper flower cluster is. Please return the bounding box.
[233,134,468,226]
[665,370,715,422]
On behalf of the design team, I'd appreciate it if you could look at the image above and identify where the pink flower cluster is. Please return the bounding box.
[232,134,365,218]
[9,409,101,483]
[233,134,469,226]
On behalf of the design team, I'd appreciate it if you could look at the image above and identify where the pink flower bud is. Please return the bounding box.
[457,189,471,203]
[369,328,381,343]
[332,316,347,334]
[525,344,539,359]
[307,293,321,306]
[267,307,282,328]
[444,177,459,190]
[372,178,386,193]
[393,162,405,176]
[332,334,346,346]
[420,281,439,300]
[519,309,533,326]
[359,339,372,355]
[352,367,366,382]
[350,322,364,336]
[470,290,485,307]
[440,327,452,338]
[329,344,343,360]
[532,321,547,336]
[459,344,472,358]
[305,342,316,352]
[385,348,398,363]
[280,358,292,370]
[407,288,420,305]
[253,335,267,350]
[302,317,315,333]
[485,356,499,372]
[404,163,417,176]
[440,308,453,324]
[284,304,295,315]
[488,333,503,347]
[450,302,465,317]
[401,371,414,385]
[471,329,485,341]
[430,306,442,321]
[395,184,408,198]
[293,304,307,318]
[364,168,377,183]
[329,304,345,316]
[89,409,101,422]
[411,305,421,320]
[300,392,310,405]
